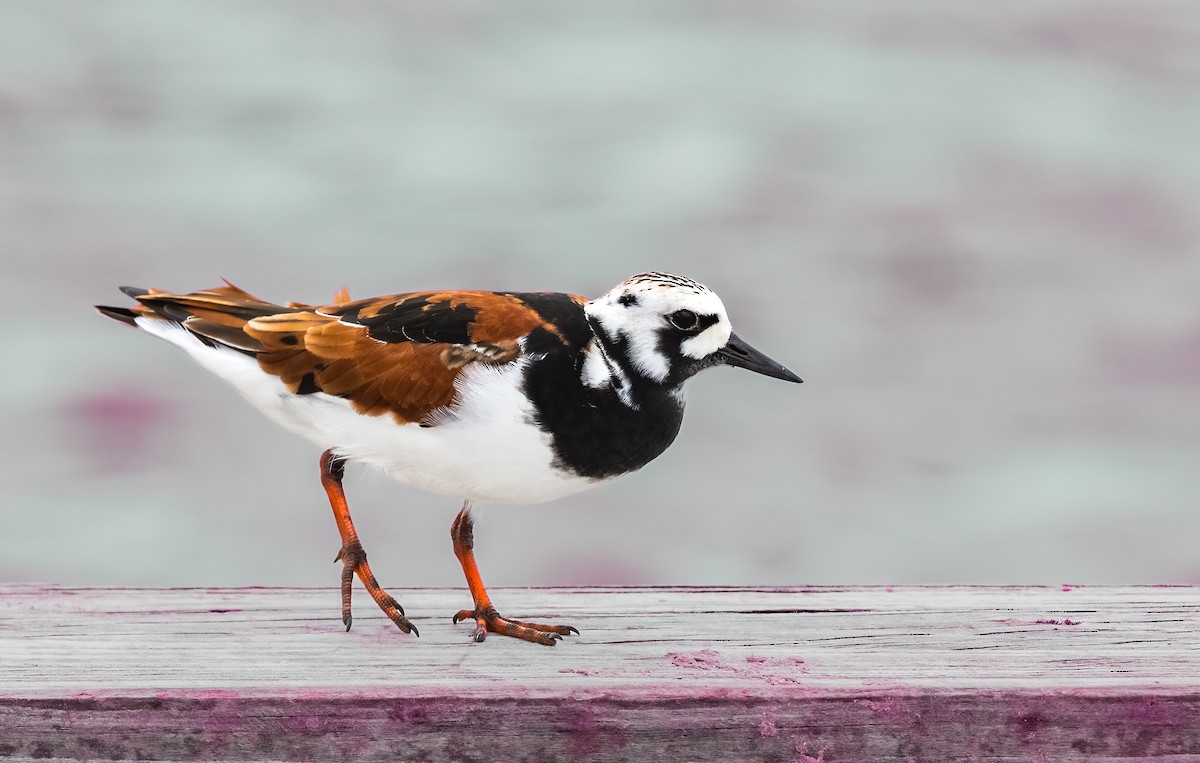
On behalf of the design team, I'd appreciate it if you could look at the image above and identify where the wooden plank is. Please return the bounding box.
[1,585,1198,761]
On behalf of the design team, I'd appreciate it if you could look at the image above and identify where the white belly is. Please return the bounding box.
[136,319,597,504]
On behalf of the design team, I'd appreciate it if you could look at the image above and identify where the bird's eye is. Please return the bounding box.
[669,309,698,331]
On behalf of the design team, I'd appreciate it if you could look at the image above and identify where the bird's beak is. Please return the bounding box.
[716,332,802,383]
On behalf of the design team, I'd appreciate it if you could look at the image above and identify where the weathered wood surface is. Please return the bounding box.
[1,585,1198,762]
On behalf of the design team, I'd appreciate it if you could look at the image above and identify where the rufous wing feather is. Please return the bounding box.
[100,285,578,425]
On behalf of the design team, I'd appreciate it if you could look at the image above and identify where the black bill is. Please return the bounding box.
[716,332,803,383]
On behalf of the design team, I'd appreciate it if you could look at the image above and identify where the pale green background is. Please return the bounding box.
[2,1,1198,588]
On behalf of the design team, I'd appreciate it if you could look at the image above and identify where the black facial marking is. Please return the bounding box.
[618,293,639,307]
[279,334,299,346]
[651,320,726,387]
[691,313,720,335]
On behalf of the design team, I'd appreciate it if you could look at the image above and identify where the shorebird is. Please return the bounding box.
[97,272,801,645]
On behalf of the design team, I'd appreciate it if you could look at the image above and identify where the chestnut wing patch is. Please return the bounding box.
[245,315,459,422]
[103,283,587,426]
[247,291,558,423]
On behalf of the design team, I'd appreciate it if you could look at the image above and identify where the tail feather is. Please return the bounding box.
[96,282,289,354]
[134,296,194,323]
[182,317,268,352]
[94,304,140,327]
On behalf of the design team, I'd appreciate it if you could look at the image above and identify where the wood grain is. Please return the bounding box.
[1,585,1198,761]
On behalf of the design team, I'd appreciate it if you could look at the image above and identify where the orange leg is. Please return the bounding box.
[320,450,417,636]
[450,503,578,646]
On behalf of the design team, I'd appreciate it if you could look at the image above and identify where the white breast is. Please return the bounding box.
[135,319,597,505]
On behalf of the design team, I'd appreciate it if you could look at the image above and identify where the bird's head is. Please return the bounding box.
[583,272,802,394]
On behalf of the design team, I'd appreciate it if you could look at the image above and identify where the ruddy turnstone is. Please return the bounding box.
[97,272,801,645]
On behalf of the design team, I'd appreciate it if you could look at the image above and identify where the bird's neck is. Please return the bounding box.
[519,322,687,480]
[580,319,684,410]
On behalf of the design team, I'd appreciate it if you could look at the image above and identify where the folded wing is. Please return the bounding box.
[98,283,578,424]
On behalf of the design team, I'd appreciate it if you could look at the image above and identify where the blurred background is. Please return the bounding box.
[2,1,1198,589]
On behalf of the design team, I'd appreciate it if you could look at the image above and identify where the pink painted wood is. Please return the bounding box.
[1,585,1198,761]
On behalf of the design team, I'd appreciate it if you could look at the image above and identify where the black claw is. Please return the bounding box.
[565,626,580,635]
[408,621,420,638]
[343,612,353,631]
[381,596,405,617]
[473,630,487,643]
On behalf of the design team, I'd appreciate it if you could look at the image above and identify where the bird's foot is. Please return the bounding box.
[335,539,418,636]
[452,605,578,646]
